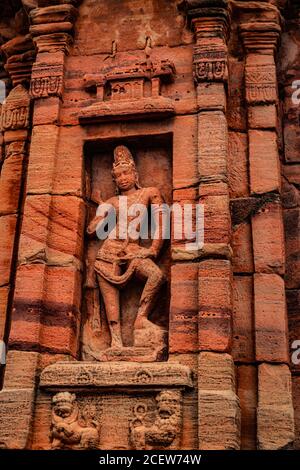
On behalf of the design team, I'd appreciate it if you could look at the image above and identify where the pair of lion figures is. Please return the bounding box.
[50,390,181,450]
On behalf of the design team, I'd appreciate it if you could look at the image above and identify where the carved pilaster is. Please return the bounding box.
[0,84,30,352]
[179,0,239,451]
[240,8,295,450]
[29,1,82,100]
[240,21,281,105]
[179,0,231,83]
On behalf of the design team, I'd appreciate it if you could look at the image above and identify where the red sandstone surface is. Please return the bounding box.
[0,0,299,451]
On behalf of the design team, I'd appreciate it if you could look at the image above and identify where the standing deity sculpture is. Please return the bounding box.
[86,145,167,360]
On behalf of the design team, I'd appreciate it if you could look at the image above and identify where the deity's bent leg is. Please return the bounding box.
[134,258,165,328]
[97,273,122,348]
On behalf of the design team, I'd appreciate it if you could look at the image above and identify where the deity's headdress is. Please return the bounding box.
[112,145,141,191]
[52,392,76,406]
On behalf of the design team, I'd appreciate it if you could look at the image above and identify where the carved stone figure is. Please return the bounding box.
[50,392,100,450]
[129,390,181,450]
[86,145,167,356]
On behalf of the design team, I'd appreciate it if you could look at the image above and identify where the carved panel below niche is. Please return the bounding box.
[78,58,176,123]
[40,362,193,450]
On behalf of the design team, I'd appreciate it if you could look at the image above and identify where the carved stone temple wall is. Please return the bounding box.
[0,0,299,450]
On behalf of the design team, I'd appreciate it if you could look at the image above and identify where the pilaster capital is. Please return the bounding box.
[240,20,281,55]
[29,1,82,54]
[1,34,35,87]
[178,0,231,42]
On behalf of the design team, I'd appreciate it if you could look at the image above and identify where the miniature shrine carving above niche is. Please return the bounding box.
[78,58,176,123]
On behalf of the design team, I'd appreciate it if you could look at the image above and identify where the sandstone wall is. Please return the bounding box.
[0,0,298,450]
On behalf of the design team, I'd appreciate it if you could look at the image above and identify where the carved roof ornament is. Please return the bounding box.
[79,58,176,124]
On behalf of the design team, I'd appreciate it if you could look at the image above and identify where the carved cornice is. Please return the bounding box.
[40,362,194,389]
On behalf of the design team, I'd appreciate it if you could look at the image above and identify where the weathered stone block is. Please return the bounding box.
[198,352,240,450]
[237,365,257,450]
[4,350,39,389]
[0,388,35,449]
[26,124,60,194]
[228,132,249,198]
[284,208,300,289]
[232,276,254,363]
[170,263,198,353]
[0,214,17,286]
[197,82,226,111]
[227,58,247,131]
[249,130,280,194]
[248,104,277,129]
[173,115,198,189]
[9,264,81,356]
[33,96,61,126]
[0,285,9,339]
[199,191,231,245]
[199,260,232,352]
[52,125,85,195]
[287,289,300,374]
[284,123,300,163]
[18,194,85,266]
[254,273,289,363]
[172,187,198,250]
[252,201,285,275]
[198,111,228,181]
[292,376,300,450]
[232,222,254,273]
[0,153,24,215]
[257,364,294,450]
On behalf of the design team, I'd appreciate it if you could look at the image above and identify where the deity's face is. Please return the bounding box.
[54,402,73,419]
[113,164,137,192]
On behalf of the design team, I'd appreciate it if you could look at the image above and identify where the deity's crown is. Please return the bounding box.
[113,145,136,172]
[52,392,76,405]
